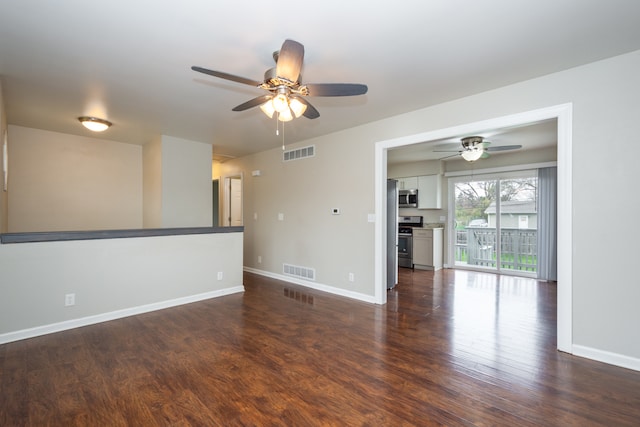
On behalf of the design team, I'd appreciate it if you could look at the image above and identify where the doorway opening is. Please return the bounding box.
[374,103,572,353]
[223,174,243,226]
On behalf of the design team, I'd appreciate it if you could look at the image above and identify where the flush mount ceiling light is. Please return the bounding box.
[78,116,112,132]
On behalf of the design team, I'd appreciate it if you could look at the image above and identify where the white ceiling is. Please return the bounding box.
[2,1,640,161]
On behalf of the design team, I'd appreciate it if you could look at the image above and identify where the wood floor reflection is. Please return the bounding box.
[2,269,640,426]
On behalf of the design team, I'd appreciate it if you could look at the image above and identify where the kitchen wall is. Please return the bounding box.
[227,49,640,366]
[388,159,446,225]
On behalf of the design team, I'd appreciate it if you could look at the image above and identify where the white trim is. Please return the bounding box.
[555,106,573,353]
[573,345,640,372]
[245,267,378,304]
[444,161,557,177]
[0,286,245,345]
[373,143,389,304]
[374,103,573,353]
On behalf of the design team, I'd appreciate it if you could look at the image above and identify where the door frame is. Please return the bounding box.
[222,173,243,226]
[374,103,573,353]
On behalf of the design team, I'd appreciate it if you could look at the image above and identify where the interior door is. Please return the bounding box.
[229,176,242,226]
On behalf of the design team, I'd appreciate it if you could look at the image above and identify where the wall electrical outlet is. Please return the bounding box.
[217,272,223,280]
[65,293,75,306]
[258,255,262,264]
[348,273,355,282]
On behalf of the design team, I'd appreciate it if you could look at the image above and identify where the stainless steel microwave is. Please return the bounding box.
[399,189,418,208]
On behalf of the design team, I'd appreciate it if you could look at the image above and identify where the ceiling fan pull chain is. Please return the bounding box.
[282,120,286,151]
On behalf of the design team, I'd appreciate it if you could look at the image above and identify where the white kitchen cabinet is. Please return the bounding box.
[396,176,418,190]
[412,228,443,270]
[417,174,442,209]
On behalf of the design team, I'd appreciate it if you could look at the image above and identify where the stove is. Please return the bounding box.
[398,216,423,268]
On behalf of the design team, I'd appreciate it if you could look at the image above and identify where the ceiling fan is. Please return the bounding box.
[191,39,368,122]
[434,136,522,162]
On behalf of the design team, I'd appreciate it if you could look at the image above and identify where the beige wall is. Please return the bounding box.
[0,81,7,233]
[1,129,233,343]
[143,136,162,228]
[8,126,143,232]
[228,49,640,362]
[160,136,213,228]
[7,129,213,231]
[220,137,376,298]
[0,231,244,341]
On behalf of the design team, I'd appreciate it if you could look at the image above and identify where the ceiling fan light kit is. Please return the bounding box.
[191,39,367,125]
[288,97,307,118]
[434,135,522,162]
[460,136,484,162]
[461,146,484,162]
[259,88,307,122]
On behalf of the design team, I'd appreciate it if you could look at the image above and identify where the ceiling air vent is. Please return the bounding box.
[283,263,316,281]
[283,145,315,162]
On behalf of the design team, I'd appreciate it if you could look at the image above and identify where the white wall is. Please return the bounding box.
[7,126,143,232]
[229,49,640,364]
[0,232,243,342]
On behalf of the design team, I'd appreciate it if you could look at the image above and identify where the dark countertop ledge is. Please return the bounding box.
[0,226,244,244]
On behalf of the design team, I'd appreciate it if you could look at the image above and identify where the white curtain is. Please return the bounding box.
[537,167,557,281]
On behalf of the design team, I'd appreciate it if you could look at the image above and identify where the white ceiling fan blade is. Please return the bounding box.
[485,144,522,152]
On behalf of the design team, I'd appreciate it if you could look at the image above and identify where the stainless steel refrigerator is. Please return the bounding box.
[387,179,398,289]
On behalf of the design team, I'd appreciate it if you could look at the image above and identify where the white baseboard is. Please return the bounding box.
[244,267,377,304]
[0,285,245,345]
[572,344,640,372]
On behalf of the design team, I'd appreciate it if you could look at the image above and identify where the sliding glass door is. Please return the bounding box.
[452,171,538,276]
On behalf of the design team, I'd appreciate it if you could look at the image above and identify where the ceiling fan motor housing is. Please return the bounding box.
[461,136,484,149]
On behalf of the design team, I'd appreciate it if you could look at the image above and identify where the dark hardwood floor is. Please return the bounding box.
[2,269,640,426]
